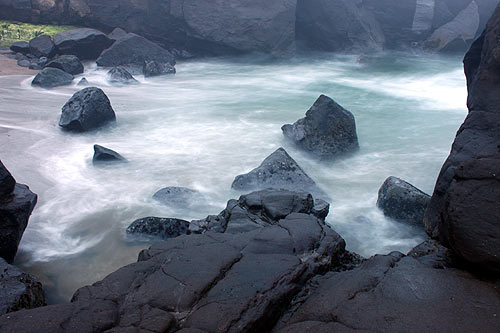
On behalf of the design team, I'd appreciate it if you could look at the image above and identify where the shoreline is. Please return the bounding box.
[0,48,37,76]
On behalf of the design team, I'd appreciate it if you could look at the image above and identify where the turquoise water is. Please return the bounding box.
[0,52,467,302]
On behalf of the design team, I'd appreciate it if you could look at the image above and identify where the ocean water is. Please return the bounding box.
[0,52,467,303]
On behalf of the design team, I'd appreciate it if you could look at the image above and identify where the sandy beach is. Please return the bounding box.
[0,48,37,76]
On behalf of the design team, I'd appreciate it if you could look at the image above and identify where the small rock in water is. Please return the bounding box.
[31,68,74,88]
[152,187,204,207]
[45,55,84,75]
[77,77,89,86]
[126,217,190,240]
[107,66,138,84]
[93,145,127,164]
[143,60,176,77]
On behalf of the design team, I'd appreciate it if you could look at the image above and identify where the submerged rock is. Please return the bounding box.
[45,55,84,75]
[0,258,45,315]
[282,95,359,160]
[31,68,74,88]
[377,176,430,227]
[143,60,176,77]
[59,87,116,132]
[106,67,138,84]
[77,77,88,86]
[127,217,190,240]
[231,147,328,200]
[53,28,113,60]
[28,35,56,58]
[92,145,126,164]
[152,187,204,207]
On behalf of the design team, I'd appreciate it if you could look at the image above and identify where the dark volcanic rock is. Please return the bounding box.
[96,34,175,68]
[0,162,15,196]
[106,67,138,84]
[282,95,359,160]
[0,258,45,315]
[231,148,328,200]
[45,55,84,75]
[31,68,74,88]
[424,4,500,272]
[152,187,204,207]
[107,27,130,42]
[77,77,88,86]
[53,28,113,60]
[9,41,29,54]
[28,35,56,58]
[126,217,190,240]
[59,87,116,132]
[377,176,431,227]
[92,145,126,164]
[143,60,176,77]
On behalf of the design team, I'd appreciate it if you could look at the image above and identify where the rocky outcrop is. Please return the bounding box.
[424,3,500,273]
[0,258,45,315]
[28,35,56,58]
[231,148,328,200]
[53,28,113,60]
[377,176,431,227]
[44,55,84,75]
[31,68,74,88]
[152,187,204,208]
[143,60,176,77]
[106,67,138,84]
[92,145,126,164]
[59,87,116,132]
[126,217,190,240]
[0,161,37,264]
[282,95,359,160]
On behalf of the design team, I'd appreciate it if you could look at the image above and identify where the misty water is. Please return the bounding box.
[0,53,467,303]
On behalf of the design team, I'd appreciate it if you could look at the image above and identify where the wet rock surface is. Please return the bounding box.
[126,217,190,240]
[143,60,176,77]
[106,66,138,84]
[152,187,204,208]
[31,68,74,88]
[93,145,126,164]
[54,28,113,60]
[45,55,84,75]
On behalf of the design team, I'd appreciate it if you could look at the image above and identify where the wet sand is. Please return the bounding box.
[0,48,37,76]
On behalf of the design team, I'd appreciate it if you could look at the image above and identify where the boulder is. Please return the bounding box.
[0,258,45,315]
[106,67,138,84]
[152,187,204,207]
[96,34,175,68]
[31,68,74,88]
[231,147,329,200]
[16,59,30,68]
[9,41,29,54]
[143,60,176,77]
[107,27,130,42]
[0,162,38,264]
[53,28,113,60]
[282,95,359,160]
[377,176,431,227]
[28,35,56,58]
[126,217,190,240]
[44,55,84,75]
[92,145,126,164]
[59,87,116,132]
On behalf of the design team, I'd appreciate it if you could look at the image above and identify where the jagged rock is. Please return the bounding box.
[282,95,359,160]
[143,60,176,77]
[44,55,84,75]
[424,4,500,273]
[96,34,175,68]
[28,35,56,58]
[126,217,190,240]
[9,41,29,54]
[107,27,130,42]
[31,68,74,88]
[275,241,500,332]
[0,258,45,315]
[311,198,330,221]
[377,176,430,227]
[77,77,88,86]
[152,187,204,207]
[106,67,138,84]
[231,148,328,200]
[92,145,126,164]
[53,28,113,60]
[59,87,116,132]
[0,162,38,264]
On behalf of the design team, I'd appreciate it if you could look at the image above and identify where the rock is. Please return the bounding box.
[152,187,204,207]
[106,67,138,84]
[14,53,27,61]
[96,34,175,68]
[44,55,84,75]
[31,68,74,88]
[275,242,500,332]
[0,162,38,264]
[282,95,359,160]
[424,4,500,272]
[377,176,431,227]
[37,57,48,67]
[16,59,30,68]
[143,60,176,77]
[107,27,130,42]
[28,35,56,58]
[28,64,41,70]
[311,198,330,221]
[92,145,126,164]
[53,28,113,60]
[231,147,328,200]
[126,217,190,240]
[59,87,116,132]
[9,41,29,54]
[0,258,45,315]
[77,77,88,86]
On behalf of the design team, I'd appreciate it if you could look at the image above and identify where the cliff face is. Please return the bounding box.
[424,3,500,272]
[1,0,498,56]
